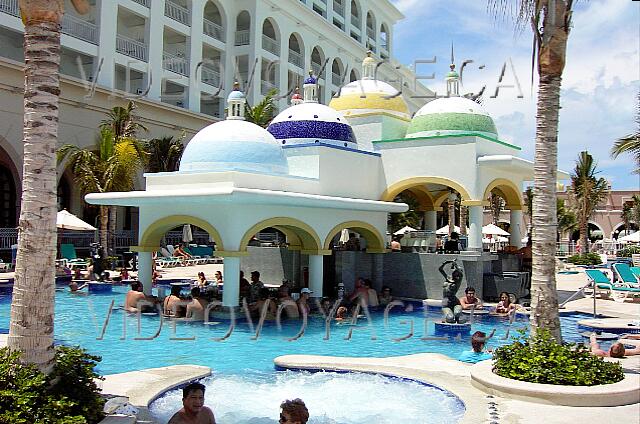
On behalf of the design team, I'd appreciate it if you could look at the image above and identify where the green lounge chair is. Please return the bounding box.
[59,243,89,268]
[584,269,640,302]
[612,262,640,287]
[631,266,640,280]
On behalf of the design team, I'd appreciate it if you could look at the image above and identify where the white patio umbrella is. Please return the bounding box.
[435,225,466,235]
[182,224,193,243]
[56,209,96,231]
[339,228,350,244]
[619,231,640,243]
[482,223,510,236]
[394,225,418,235]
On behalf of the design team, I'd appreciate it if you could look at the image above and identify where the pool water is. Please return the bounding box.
[0,286,594,375]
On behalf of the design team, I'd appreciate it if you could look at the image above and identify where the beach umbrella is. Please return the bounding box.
[182,224,193,243]
[619,231,640,243]
[394,225,418,235]
[482,223,510,236]
[339,228,350,244]
[56,209,96,231]
[435,225,467,235]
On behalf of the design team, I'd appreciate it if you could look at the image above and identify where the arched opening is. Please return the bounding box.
[379,23,389,51]
[331,58,344,86]
[239,218,321,253]
[203,0,225,42]
[311,46,325,78]
[235,10,251,46]
[139,215,224,251]
[261,18,280,56]
[612,222,639,239]
[482,179,523,211]
[0,161,17,228]
[349,69,358,82]
[350,0,360,27]
[570,222,605,243]
[366,11,376,41]
[57,173,72,212]
[288,33,304,69]
[324,221,386,253]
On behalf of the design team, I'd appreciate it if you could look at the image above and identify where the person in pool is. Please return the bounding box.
[494,291,517,314]
[69,280,88,293]
[125,281,158,313]
[279,398,309,424]
[458,330,495,363]
[590,333,640,358]
[168,382,216,424]
[459,286,483,310]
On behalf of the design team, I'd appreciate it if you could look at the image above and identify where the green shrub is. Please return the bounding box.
[0,346,105,424]
[617,246,640,258]
[567,252,602,265]
[493,331,624,386]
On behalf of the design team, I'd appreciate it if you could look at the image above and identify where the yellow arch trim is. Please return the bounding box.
[381,177,472,203]
[323,221,386,252]
[239,217,321,252]
[139,215,224,250]
[432,190,451,208]
[407,186,435,210]
[483,178,524,210]
[273,226,302,250]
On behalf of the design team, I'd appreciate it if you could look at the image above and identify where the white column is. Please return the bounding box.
[424,210,438,231]
[96,0,117,88]
[137,251,153,295]
[188,0,205,112]
[222,256,240,307]
[308,254,324,297]
[468,205,483,251]
[510,209,524,249]
[278,35,289,110]
[147,0,166,100]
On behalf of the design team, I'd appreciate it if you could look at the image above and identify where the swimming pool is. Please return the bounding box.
[0,286,594,375]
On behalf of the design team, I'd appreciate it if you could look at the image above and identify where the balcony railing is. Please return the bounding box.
[62,14,98,44]
[116,34,147,61]
[288,49,303,68]
[131,0,149,7]
[350,14,360,28]
[262,35,280,56]
[164,0,191,26]
[163,51,189,76]
[201,65,220,87]
[261,80,277,95]
[367,27,375,40]
[332,72,342,86]
[311,63,323,78]
[203,18,225,42]
[0,0,18,16]
[333,1,344,16]
[235,30,250,46]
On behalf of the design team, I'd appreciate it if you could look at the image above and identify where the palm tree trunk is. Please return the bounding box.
[100,205,108,258]
[8,16,61,373]
[460,206,467,236]
[448,197,455,235]
[108,205,117,257]
[580,216,589,255]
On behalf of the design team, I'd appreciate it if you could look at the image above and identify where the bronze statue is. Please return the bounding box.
[439,259,465,324]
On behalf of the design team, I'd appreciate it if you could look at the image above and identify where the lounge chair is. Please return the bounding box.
[59,243,89,269]
[584,269,640,302]
[157,248,180,268]
[612,262,640,287]
[631,266,640,280]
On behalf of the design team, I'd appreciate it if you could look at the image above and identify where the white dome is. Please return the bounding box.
[338,79,400,96]
[414,96,490,117]
[179,120,289,175]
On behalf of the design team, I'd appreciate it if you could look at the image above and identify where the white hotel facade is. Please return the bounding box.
[0,0,432,237]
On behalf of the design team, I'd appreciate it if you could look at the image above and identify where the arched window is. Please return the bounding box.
[235,11,251,46]
[203,1,225,42]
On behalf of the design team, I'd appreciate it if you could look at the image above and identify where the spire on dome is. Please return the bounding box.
[362,50,376,80]
[227,81,246,120]
[291,87,303,106]
[446,43,460,97]
[303,70,318,103]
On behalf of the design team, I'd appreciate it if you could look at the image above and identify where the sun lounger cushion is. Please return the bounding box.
[612,263,639,284]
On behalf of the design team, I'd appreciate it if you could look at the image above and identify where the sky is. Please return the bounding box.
[390,0,639,190]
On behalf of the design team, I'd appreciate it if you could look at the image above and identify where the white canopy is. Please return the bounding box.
[618,231,640,243]
[482,223,510,236]
[483,236,509,244]
[56,209,96,231]
[339,228,350,243]
[182,224,193,242]
[435,225,468,235]
[394,225,418,235]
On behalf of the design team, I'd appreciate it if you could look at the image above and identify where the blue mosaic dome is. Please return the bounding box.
[267,103,357,148]
[227,89,245,101]
[179,120,289,175]
[303,74,317,85]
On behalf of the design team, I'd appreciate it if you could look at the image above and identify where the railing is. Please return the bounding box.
[163,51,189,76]
[350,14,360,28]
[235,30,250,46]
[164,0,191,26]
[62,14,98,44]
[262,34,280,56]
[116,34,147,61]
[261,80,277,95]
[203,18,225,42]
[367,27,375,40]
[331,72,342,86]
[288,49,303,68]
[131,0,149,7]
[201,65,220,87]
[0,0,18,17]
[333,1,344,16]
[311,63,323,78]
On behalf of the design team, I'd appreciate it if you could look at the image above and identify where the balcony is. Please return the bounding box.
[333,1,344,16]
[311,63,322,78]
[165,0,190,26]
[350,15,360,28]
[201,65,220,87]
[0,0,18,17]
[288,49,303,68]
[203,18,224,42]
[262,35,280,56]
[261,80,277,95]
[235,30,250,46]
[116,34,147,61]
[131,0,149,7]
[332,72,341,86]
[163,51,189,76]
[62,14,98,44]
[367,28,375,40]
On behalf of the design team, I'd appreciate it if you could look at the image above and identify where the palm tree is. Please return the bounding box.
[632,194,640,226]
[557,198,576,240]
[569,151,609,255]
[8,0,89,373]
[388,192,421,233]
[145,135,185,173]
[245,89,278,128]
[490,0,574,342]
[610,94,639,173]
[621,201,633,237]
[58,128,146,257]
[489,192,505,225]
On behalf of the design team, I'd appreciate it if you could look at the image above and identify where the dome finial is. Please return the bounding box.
[362,50,376,80]
[291,87,303,106]
[303,70,318,103]
[446,43,459,97]
[227,81,246,120]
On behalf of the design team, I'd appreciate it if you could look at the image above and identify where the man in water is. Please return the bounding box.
[459,286,483,310]
[125,281,157,313]
[590,334,640,358]
[168,382,216,424]
[279,398,309,424]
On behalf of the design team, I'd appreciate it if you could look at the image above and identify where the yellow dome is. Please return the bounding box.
[329,79,410,119]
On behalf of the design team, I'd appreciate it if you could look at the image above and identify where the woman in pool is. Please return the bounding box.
[494,292,517,314]
[213,270,223,286]
[164,285,186,317]
[458,330,495,363]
